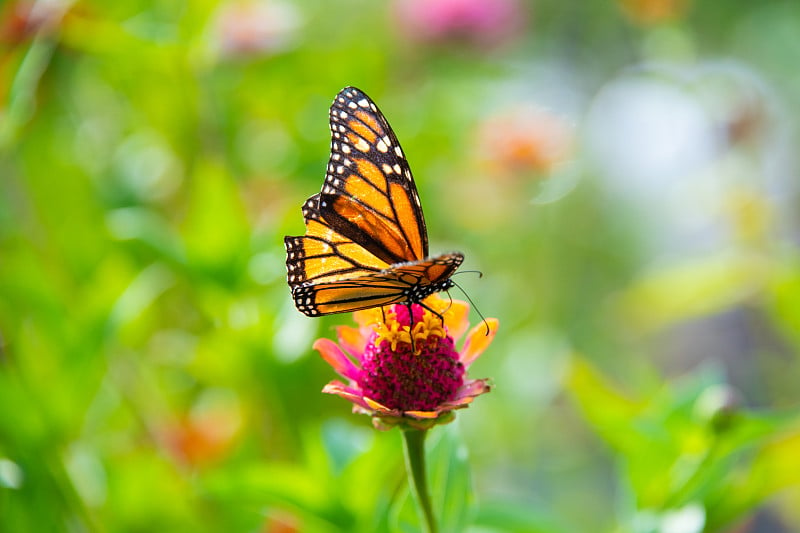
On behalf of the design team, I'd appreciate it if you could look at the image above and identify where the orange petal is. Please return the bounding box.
[336,325,367,358]
[353,307,383,329]
[313,338,361,381]
[321,381,371,410]
[404,409,442,419]
[460,318,499,368]
[444,299,470,342]
[363,396,395,414]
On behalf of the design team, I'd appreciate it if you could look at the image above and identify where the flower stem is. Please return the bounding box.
[402,428,438,533]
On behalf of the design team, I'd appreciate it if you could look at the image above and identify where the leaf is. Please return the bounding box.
[616,251,771,332]
[473,500,574,533]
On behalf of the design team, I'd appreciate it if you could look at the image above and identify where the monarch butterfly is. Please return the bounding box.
[284,86,464,317]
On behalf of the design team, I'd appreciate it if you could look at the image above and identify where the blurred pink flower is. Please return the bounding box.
[0,0,66,44]
[392,0,525,48]
[314,295,497,430]
[213,0,301,59]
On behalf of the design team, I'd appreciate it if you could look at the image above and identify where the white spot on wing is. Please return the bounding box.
[354,137,370,152]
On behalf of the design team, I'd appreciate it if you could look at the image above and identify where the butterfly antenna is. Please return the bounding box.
[450,280,490,336]
[443,292,454,313]
[453,270,484,279]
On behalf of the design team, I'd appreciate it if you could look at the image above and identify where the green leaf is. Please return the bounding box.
[616,251,771,332]
[473,500,572,533]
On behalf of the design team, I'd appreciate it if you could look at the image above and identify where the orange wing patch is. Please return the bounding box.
[349,118,378,143]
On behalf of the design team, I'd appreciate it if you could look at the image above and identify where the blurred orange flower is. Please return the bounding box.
[618,0,691,25]
[160,393,242,467]
[476,104,574,177]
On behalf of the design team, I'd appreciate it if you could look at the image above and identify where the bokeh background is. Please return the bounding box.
[2,0,800,531]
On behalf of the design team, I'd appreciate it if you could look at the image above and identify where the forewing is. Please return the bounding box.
[318,87,428,265]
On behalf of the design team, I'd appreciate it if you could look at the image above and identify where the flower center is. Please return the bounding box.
[358,304,465,412]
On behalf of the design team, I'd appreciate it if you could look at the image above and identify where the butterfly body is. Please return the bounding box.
[285,87,463,317]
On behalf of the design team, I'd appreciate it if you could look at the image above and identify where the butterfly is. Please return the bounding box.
[284,86,464,317]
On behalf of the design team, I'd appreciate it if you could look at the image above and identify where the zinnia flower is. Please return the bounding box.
[392,0,525,48]
[314,295,497,430]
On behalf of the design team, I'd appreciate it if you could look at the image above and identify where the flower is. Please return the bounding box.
[392,0,525,48]
[314,295,497,430]
[618,0,690,26]
[159,390,242,467]
[212,0,301,60]
[476,104,575,177]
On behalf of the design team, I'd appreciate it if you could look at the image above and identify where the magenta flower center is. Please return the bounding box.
[358,305,465,412]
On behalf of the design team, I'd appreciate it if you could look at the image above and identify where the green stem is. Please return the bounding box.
[402,428,438,533]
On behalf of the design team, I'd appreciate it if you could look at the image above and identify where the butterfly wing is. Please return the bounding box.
[290,253,464,316]
[285,193,390,288]
[318,87,428,264]
[284,86,462,316]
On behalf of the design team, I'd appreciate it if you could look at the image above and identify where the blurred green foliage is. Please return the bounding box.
[2,0,800,531]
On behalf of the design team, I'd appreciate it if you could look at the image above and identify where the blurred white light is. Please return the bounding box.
[586,75,720,188]
[0,458,23,489]
[661,503,706,533]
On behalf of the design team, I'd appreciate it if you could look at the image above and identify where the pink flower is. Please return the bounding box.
[392,0,525,48]
[314,295,497,430]
[213,0,301,59]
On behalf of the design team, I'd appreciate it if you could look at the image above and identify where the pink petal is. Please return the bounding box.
[321,381,371,410]
[336,325,367,360]
[313,338,361,381]
[459,318,499,368]
[441,397,475,409]
[452,378,492,401]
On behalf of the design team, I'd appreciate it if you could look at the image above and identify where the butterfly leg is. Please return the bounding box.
[406,302,417,352]
[418,301,446,328]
